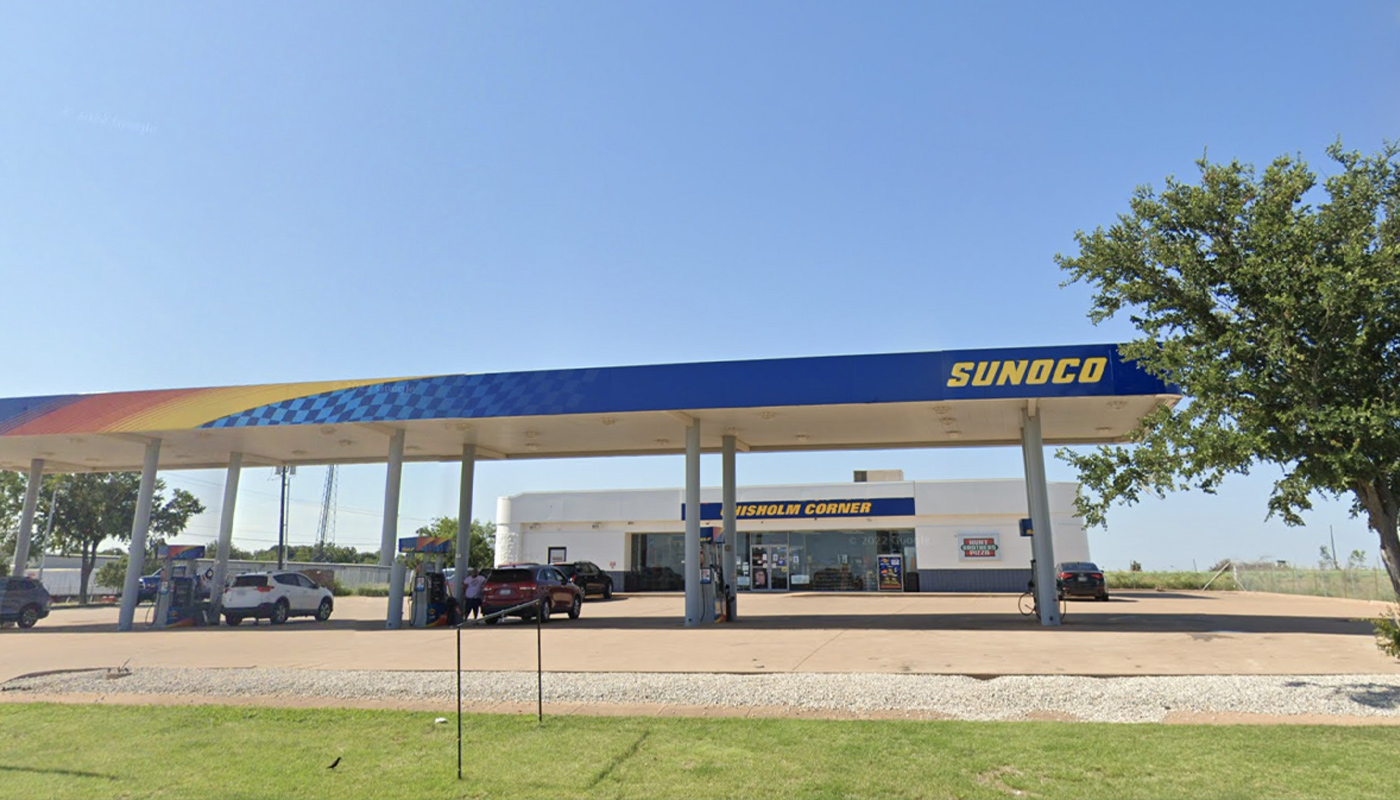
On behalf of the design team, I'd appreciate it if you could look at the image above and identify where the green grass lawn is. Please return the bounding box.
[1105,570,1241,591]
[2,702,1398,799]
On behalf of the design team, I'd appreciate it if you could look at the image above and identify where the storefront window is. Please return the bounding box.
[739,529,914,593]
[628,529,914,593]
[628,533,685,591]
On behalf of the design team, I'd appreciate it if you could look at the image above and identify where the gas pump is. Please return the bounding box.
[399,536,456,627]
[153,544,207,629]
[699,527,726,623]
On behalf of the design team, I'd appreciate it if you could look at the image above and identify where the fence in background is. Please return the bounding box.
[28,554,392,598]
[1231,563,1394,602]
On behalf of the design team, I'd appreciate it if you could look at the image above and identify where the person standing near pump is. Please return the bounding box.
[463,568,486,621]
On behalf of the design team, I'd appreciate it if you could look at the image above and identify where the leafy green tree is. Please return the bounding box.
[0,471,59,576]
[226,543,255,561]
[1057,142,1400,599]
[413,516,496,570]
[47,473,206,602]
[94,557,129,593]
[1,470,25,574]
[246,542,373,564]
[313,543,370,563]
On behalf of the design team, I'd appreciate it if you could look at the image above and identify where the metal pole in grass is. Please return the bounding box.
[536,598,543,723]
[456,621,462,781]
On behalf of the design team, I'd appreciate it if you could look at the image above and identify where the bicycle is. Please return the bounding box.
[1018,587,1067,621]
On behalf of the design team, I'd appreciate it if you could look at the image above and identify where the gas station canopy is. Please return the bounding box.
[0,343,1178,473]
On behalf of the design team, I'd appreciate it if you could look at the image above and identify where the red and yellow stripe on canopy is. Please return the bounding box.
[3,378,394,435]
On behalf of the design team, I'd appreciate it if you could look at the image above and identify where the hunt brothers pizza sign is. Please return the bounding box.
[957,533,1000,561]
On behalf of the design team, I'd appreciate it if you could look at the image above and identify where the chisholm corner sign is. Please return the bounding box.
[685,497,916,521]
[957,533,1000,561]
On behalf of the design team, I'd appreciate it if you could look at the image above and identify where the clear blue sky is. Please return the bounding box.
[3,2,1398,570]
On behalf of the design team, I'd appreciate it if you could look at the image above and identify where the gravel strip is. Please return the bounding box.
[5,668,1400,723]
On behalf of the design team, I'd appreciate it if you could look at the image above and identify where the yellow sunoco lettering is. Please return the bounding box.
[997,360,1028,385]
[971,360,1000,386]
[1052,358,1080,384]
[1079,357,1107,383]
[947,362,974,387]
[1026,359,1054,384]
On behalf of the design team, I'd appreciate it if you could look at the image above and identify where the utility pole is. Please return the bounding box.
[315,465,338,561]
[275,466,295,569]
[38,481,62,581]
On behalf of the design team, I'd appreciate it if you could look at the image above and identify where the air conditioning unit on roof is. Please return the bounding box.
[853,469,903,482]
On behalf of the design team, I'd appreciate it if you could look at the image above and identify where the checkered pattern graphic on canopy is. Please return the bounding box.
[202,370,603,428]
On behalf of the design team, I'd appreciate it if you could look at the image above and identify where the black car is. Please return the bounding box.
[556,561,614,599]
[1056,561,1109,601]
[0,576,53,628]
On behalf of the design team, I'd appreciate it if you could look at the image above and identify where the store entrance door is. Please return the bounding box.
[750,544,789,591]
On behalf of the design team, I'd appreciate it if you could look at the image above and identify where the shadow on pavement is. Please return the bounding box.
[14,592,1381,637]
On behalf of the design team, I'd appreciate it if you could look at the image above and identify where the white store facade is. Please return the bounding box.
[496,475,1090,594]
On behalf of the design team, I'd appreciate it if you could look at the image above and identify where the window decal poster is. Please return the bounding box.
[957,533,1001,561]
[877,555,903,591]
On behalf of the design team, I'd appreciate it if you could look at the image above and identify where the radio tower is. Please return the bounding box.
[314,465,338,560]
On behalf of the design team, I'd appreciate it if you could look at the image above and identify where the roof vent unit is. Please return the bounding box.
[853,469,903,483]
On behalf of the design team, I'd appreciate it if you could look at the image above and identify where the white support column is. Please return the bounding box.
[379,428,406,567]
[12,459,44,576]
[1021,407,1060,626]
[722,434,737,622]
[208,453,243,620]
[454,444,476,603]
[684,419,701,626]
[118,439,162,632]
[494,496,518,566]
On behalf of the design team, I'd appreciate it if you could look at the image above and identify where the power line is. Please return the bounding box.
[160,472,437,523]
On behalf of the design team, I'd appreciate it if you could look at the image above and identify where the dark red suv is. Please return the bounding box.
[481,564,582,624]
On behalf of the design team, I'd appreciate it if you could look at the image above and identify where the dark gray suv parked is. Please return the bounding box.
[0,576,52,628]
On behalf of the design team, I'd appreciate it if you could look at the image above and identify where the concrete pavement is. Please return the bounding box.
[3,590,1398,683]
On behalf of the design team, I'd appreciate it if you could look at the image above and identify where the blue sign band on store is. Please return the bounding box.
[684,497,915,521]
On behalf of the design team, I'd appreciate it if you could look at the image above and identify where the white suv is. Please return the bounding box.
[221,571,333,626]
